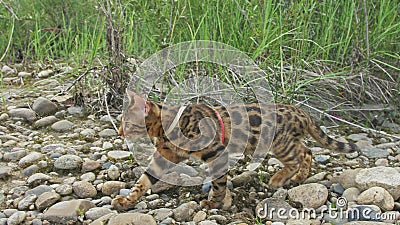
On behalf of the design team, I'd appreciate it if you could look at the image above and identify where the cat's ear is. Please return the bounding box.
[126,89,136,106]
[126,89,151,116]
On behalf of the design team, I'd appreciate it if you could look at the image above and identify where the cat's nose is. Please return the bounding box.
[118,125,124,136]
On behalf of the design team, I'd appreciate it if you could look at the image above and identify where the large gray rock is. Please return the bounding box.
[82,160,101,172]
[99,129,117,137]
[72,181,97,198]
[193,211,207,223]
[42,200,95,224]
[80,172,96,182]
[84,207,113,221]
[54,155,82,170]
[231,170,257,187]
[7,211,26,225]
[17,194,37,210]
[101,181,126,195]
[67,106,85,116]
[256,198,296,222]
[288,183,328,209]
[35,191,61,210]
[33,116,58,128]
[55,184,73,196]
[32,97,58,116]
[173,201,198,222]
[342,187,360,203]
[357,186,394,211]
[304,172,328,184]
[107,165,120,180]
[3,149,27,161]
[347,133,371,142]
[8,108,36,122]
[88,213,117,225]
[22,164,39,176]
[27,173,52,186]
[80,128,96,138]
[107,213,157,225]
[198,221,218,225]
[41,143,65,153]
[151,172,179,193]
[0,166,12,178]
[208,215,227,224]
[338,168,363,189]
[25,185,53,196]
[51,120,74,132]
[361,146,390,159]
[355,166,400,200]
[153,208,173,221]
[107,151,131,160]
[19,152,44,168]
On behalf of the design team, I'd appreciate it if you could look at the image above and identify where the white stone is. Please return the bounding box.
[357,186,394,211]
[288,183,328,209]
[355,167,400,200]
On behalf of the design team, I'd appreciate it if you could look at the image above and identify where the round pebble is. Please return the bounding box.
[35,192,61,210]
[193,211,207,223]
[107,165,120,180]
[55,184,73,196]
[51,120,74,132]
[7,211,26,225]
[32,97,58,116]
[101,181,126,195]
[54,155,83,170]
[98,129,117,137]
[73,181,97,198]
[81,172,96,182]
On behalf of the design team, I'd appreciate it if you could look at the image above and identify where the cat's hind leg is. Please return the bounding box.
[290,145,312,183]
[269,142,303,189]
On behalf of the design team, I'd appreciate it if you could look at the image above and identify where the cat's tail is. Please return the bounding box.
[307,118,359,153]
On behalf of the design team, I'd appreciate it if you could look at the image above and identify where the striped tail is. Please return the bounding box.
[308,119,359,153]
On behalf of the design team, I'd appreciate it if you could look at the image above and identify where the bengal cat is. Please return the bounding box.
[111,90,358,210]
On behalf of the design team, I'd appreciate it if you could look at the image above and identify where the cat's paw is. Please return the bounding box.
[290,172,307,183]
[200,200,221,209]
[111,195,136,211]
[268,176,286,190]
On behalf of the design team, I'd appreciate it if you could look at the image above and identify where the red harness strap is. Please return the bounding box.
[213,109,225,144]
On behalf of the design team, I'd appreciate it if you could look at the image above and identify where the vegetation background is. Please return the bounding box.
[0,0,399,128]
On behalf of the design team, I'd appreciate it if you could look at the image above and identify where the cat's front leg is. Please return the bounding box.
[198,145,231,210]
[112,147,186,210]
[112,171,154,210]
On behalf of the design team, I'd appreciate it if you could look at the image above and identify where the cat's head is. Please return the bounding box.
[119,90,155,140]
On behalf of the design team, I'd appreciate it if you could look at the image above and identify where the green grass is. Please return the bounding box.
[0,0,399,106]
[1,0,399,63]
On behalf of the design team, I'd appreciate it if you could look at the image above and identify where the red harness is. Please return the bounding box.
[213,109,225,144]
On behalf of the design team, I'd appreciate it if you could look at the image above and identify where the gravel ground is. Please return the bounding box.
[1,64,400,225]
